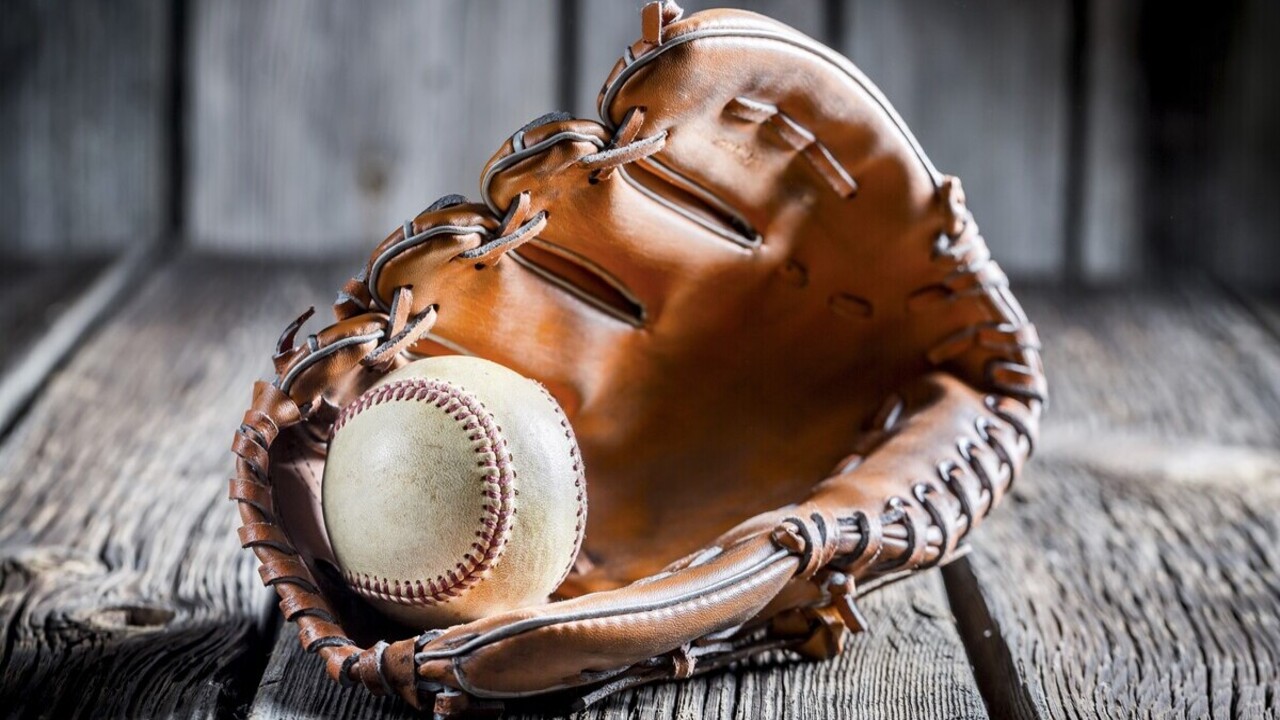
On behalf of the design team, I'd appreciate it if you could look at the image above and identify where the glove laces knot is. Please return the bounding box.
[578,107,668,182]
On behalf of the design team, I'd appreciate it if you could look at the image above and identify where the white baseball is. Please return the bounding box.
[322,356,586,629]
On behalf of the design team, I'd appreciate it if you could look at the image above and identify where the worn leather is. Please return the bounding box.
[230,3,1045,715]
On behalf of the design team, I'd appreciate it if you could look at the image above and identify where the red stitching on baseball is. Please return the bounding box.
[332,378,515,606]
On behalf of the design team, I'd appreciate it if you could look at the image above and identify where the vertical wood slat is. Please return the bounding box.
[1077,0,1143,281]
[188,0,558,255]
[0,0,171,256]
[1210,0,1280,289]
[844,0,1071,278]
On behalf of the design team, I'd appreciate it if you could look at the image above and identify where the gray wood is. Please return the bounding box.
[844,0,1071,277]
[0,249,148,437]
[0,0,171,256]
[189,0,558,255]
[1245,295,1280,343]
[0,258,104,379]
[574,1,827,120]
[0,253,352,716]
[250,572,986,719]
[1209,0,1280,289]
[1078,0,1143,281]
[946,287,1280,718]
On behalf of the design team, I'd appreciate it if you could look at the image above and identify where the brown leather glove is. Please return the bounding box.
[230,3,1045,716]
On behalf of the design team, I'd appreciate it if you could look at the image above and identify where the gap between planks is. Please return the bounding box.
[942,285,1280,719]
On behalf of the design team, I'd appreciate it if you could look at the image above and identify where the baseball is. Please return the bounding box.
[322,356,586,629]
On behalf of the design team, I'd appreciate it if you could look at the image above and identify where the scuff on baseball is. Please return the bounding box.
[322,356,586,629]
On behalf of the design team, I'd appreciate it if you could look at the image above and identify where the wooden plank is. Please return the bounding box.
[0,249,150,438]
[250,573,986,719]
[946,287,1280,718]
[1244,294,1280,343]
[1077,0,1143,281]
[844,1,1071,278]
[188,0,559,255]
[1210,0,1280,289]
[0,253,352,716]
[574,1,828,119]
[0,258,105,380]
[0,0,171,256]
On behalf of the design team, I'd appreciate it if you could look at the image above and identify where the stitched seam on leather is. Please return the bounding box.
[332,378,514,606]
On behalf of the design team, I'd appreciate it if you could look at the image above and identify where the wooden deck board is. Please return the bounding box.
[946,287,1280,718]
[0,258,104,379]
[0,254,352,716]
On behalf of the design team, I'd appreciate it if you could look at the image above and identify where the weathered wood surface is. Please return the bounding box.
[947,287,1280,718]
[6,0,1278,288]
[843,0,1070,278]
[0,253,135,438]
[0,0,171,256]
[188,0,559,254]
[0,259,103,378]
[1248,295,1280,343]
[250,573,986,719]
[0,254,352,716]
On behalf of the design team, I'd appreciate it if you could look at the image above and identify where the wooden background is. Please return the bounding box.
[2,0,1277,287]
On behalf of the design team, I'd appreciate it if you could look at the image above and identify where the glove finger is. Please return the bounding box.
[415,532,796,698]
[598,9,942,265]
[480,115,761,324]
[367,200,631,412]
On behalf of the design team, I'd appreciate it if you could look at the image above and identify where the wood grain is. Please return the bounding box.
[0,254,352,716]
[0,0,171,256]
[188,0,558,255]
[573,1,827,119]
[946,287,1280,718]
[250,572,987,719]
[0,259,104,379]
[843,0,1070,277]
[0,249,150,439]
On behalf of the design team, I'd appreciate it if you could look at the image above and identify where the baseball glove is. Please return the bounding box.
[230,2,1045,715]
